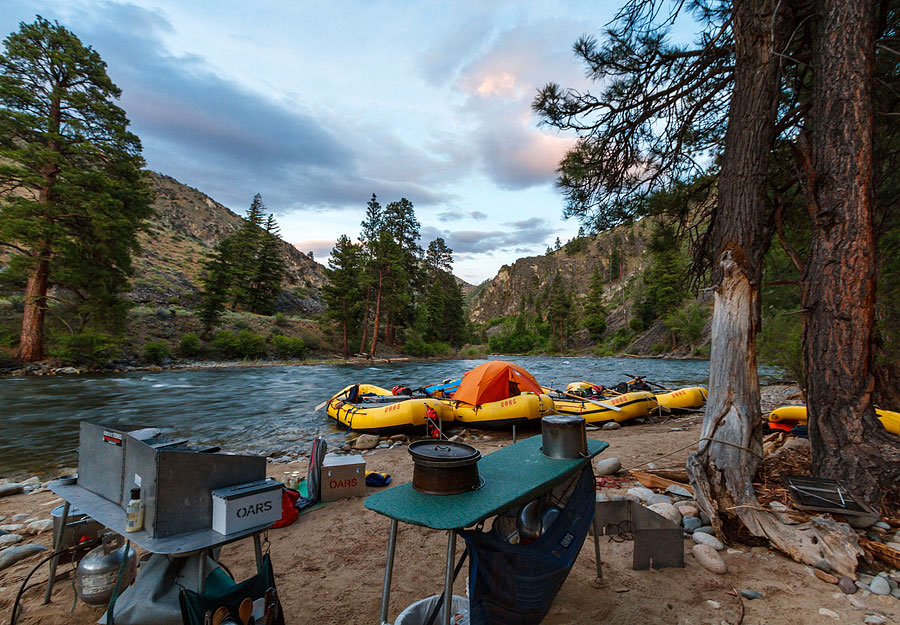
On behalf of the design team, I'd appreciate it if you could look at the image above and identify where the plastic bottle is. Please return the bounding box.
[282,471,290,488]
[291,471,300,490]
[125,488,144,533]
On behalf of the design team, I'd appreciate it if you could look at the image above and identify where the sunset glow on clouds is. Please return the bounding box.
[2,0,618,282]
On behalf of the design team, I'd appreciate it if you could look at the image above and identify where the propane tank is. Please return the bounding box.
[75,533,137,605]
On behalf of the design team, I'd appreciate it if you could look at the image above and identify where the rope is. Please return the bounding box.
[623,436,762,472]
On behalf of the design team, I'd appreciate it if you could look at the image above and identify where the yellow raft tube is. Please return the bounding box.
[769,405,900,435]
[655,387,708,411]
[441,393,556,428]
[326,384,453,433]
[554,383,659,423]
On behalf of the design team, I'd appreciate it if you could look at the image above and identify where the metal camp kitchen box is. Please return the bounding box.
[211,478,282,535]
[321,454,366,502]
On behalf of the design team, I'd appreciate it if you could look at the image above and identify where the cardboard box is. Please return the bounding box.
[321,454,366,502]
[211,478,282,535]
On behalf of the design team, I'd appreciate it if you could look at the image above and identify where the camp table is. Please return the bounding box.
[365,435,609,625]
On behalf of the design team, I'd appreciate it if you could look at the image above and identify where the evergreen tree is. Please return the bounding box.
[356,194,382,354]
[583,267,607,339]
[324,235,364,357]
[198,238,235,334]
[248,213,286,315]
[229,194,266,309]
[382,198,422,343]
[0,17,153,361]
[547,275,575,352]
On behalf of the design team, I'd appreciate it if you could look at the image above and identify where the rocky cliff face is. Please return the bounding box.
[468,219,655,323]
[129,172,327,315]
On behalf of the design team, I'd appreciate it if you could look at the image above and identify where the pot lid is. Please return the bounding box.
[408,440,481,463]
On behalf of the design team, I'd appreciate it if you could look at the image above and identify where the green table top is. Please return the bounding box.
[364,436,608,530]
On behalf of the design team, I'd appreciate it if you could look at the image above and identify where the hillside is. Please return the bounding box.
[130,172,327,315]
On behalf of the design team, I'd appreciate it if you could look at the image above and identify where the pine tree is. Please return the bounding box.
[228,194,266,309]
[324,235,363,357]
[248,213,286,315]
[0,17,153,361]
[198,238,235,334]
[583,267,607,339]
[357,194,382,354]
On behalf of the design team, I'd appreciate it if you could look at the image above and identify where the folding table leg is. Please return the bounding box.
[592,513,603,579]
[253,532,263,568]
[199,549,209,594]
[379,519,399,625]
[442,530,457,625]
[43,500,69,604]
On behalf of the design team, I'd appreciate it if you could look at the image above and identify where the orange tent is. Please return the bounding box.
[453,360,544,406]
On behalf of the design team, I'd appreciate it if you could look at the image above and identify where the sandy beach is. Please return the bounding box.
[1,390,898,625]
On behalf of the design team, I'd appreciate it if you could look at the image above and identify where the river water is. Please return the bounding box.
[0,356,783,476]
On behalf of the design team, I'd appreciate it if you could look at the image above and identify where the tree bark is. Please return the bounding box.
[804,0,900,504]
[358,288,371,356]
[17,248,50,362]
[369,269,384,357]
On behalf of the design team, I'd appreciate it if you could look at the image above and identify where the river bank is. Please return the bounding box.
[2,385,898,624]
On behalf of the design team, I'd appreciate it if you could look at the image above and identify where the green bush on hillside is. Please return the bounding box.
[143,341,171,364]
[403,334,453,357]
[179,333,203,358]
[213,329,268,359]
[50,331,122,366]
[271,334,306,358]
[759,313,804,385]
[664,301,708,347]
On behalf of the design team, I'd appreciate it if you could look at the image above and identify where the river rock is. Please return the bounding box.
[873,521,891,530]
[602,422,621,430]
[864,616,886,625]
[647,494,673,506]
[648,503,681,526]
[693,532,725,550]
[838,576,858,594]
[21,476,39,485]
[869,576,891,595]
[11,514,30,523]
[626,487,655,502]
[665,484,692,498]
[740,590,763,600]
[389,434,408,442]
[706,600,721,609]
[595,457,621,475]
[0,524,25,533]
[0,544,48,571]
[815,569,839,584]
[683,516,702,532]
[353,434,379,450]
[678,505,699,517]
[693,526,716,536]
[0,534,23,547]
[848,595,868,610]
[0,484,23,498]
[692,544,727,574]
[25,519,53,535]
[818,608,839,619]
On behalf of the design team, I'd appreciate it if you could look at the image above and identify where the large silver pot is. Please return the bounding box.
[51,504,103,551]
[541,415,587,459]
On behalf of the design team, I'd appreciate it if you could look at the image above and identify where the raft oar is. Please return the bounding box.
[577,380,624,396]
[622,373,672,392]
[315,387,351,411]
[541,386,621,412]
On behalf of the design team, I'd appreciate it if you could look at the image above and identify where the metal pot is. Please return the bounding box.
[51,504,103,551]
[408,441,482,495]
[541,415,587,459]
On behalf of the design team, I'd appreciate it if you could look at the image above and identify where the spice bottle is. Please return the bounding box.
[291,471,300,490]
[125,488,144,533]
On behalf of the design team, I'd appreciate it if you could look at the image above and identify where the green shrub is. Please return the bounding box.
[143,341,171,364]
[271,334,306,358]
[458,345,488,358]
[50,332,122,366]
[179,333,203,358]
[403,335,453,357]
[232,318,251,331]
[758,313,803,384]
[213,329,268,359]
[664,301,708,347]
[274,312,291,328]
[610,328,634,352]
[0,326,17,348]
[299,330,321,350]
[652,343,667,355]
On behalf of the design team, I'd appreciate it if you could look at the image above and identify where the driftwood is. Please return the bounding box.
[630,470,694,494]
[859,536,900,569]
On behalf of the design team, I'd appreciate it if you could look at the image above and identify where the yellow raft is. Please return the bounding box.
[326,384,453,433]
[554,390,659,423]
[441,393,556,428]
[655,387,708,411]
[769,405,900,435]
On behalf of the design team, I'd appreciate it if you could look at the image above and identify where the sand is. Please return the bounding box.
[2,401,899,624]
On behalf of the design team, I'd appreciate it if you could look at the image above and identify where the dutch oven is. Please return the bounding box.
[408,440,483,495]
[541,414,588,459]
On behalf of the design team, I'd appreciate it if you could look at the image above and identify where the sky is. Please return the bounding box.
[2,1,627,284]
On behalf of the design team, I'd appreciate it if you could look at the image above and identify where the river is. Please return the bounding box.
[0,356,783,476]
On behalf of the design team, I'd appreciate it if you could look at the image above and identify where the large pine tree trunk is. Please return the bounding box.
[358,288,371,356]
[369,270,384,358]
[804,0,900,504]
[17,249,50,362]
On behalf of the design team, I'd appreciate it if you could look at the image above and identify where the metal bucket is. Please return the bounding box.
[51,504,103,550]
[408,441,482,495]
[541,415,587,459]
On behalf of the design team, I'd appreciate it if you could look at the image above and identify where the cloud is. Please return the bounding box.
[508,217,544,229]
[470,211,488,220]
[292,239,337,260]
[425,216,554,255]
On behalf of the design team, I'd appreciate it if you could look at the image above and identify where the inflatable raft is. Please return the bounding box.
[442,392,556,428]
[325,384,453,433]
[655,387,708,411]
[553,390,659,423]
[769,405,900,435]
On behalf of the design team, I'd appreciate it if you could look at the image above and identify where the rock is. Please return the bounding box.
[11,514,29,523]
[0,484,23,498]
[669,427,684,432]
[699,512,711,525]
[595,457,622,475]
[648,502,682,526]
[0,524,25,533]
[626,487,655,502]
[818,608,839,619]
[21,476,39,485]
[0,534,23,547]
[376,442,390,449]
[740,590,763,600]
[782,437,810,451]
[647,494,673,506]
[25,519,53,535]
[352,434,379,450]
[891,588,900,599]
[848,595,868,610]
[693,532,725,550]
[726,548,743,555]
[389,434,408,442]
[814,559,833,574]
[0,544,48,571]
[694,526,716,536]
[864,616,886,625]
[706,600,721,609]
[602,422,621,430]
[869,576,891,595]
[885,542,900,552]
[838,576,858,594]
[873,521,891,530]
[683,516,702,532]
[692,544,727,574]
[678,505,699,517]
[859,574,875,585]
[815,569,840,584]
